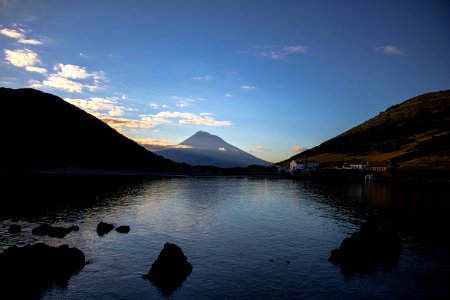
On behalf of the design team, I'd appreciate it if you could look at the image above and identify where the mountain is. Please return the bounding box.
[280,90,450,169]
[154,131,272,168]
[0,87,182,172]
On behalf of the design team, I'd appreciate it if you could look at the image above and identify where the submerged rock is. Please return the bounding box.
[0,243,86,299]
[32,224,78,238]
[97,222,115,236]
[144,242,192,295]
[8,224,21,234]
[329,218,401,273]
[115,225,130,233]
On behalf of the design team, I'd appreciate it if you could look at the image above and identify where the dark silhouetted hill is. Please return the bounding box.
[154,131,272,168]
[280,90,450,169]
[0,87,183,172]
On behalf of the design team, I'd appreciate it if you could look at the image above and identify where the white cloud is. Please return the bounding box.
[65,96,133,116]
[0,28,23,39]
[154,111,233,127]
[241,85,256,91]
[0,27,43,45]
[42,74,83,93]
[375,45,403,55]
[172,96,205,108]
[25,66,47,73]
[150,103,159,109]
[254,45,308,60]
[54,63,90,79]
[224,93,233,98]
[4,48,39,67]
[193,75,213,81]
[18,38,42,45]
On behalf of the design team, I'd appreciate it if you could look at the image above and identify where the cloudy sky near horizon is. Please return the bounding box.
[1,0,449,162]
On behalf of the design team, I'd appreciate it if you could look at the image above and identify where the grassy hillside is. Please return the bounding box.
[281,90,450,169]
[1,87,184,172]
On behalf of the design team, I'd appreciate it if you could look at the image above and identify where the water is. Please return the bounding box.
[1,175,449,299]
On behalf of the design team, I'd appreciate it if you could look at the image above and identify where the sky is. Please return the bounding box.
[1,0,449,163]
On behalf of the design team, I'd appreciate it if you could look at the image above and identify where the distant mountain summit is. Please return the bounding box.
[155,131,272,168]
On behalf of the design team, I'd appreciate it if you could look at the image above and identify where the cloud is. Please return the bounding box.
[18,38,42,45]
[155,111,233,126]
[292,146,307,152]
[0,28,23,39]
[54,63,90,79]
[254,146,271,152]
[25,66,47,73]
[40,74,84,93]
[29,63,106,93]
[4,48,39,67]
[171,96,205,108]
[241,85,256,91]
[134,138,193,151]
[253,45,308,60]
[0,27,43,45]
[224,93,233,98]
[375,45,404,55]
[193,75,213,81]
[65,96,133,116]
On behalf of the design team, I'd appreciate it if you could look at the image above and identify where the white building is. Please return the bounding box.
[290,160,319,173]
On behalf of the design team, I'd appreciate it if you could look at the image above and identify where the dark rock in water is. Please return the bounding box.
[32,223,53,235]
[69,225,80,232]
[144,242,192,296]
[0,243,86,299]
[8,224,21,234]
[32,224,79,238]
[329,218,401,273]
[97,222,115,236]
[115,225,130,233]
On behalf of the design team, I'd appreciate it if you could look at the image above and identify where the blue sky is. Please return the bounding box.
[1,0,449,162]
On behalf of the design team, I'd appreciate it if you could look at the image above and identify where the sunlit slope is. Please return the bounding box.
[281,90,450,169]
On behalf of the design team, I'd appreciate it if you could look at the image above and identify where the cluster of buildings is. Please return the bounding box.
[288,159,390,174]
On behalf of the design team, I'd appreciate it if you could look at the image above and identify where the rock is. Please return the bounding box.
[32,224,79,238]
[144,242,192,295]
[115,225,130,233]
[8,224,21,234]
[0,243,86,299]
[97,222,115,236]
[329,218,401,273]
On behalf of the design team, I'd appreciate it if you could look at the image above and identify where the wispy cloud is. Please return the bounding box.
[224,93,233,98]
[241,85,256,91]
[0,27,42,45]
[25,65,47,74]
[155,111,233,126]
[292,146,307,152]
[193,75,213,81]
[251,45,308,60]
[36,74,84,93]
[375,45,404,55]
[134,138,192,151]
[171,96,205,108]
[254,146,271,152]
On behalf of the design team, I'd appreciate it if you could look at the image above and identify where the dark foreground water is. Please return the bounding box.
[1,175,450,299]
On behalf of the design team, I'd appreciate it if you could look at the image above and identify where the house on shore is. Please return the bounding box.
[290,160,319,174]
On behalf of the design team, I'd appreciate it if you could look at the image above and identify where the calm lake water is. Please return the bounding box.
[1,175,450,299]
